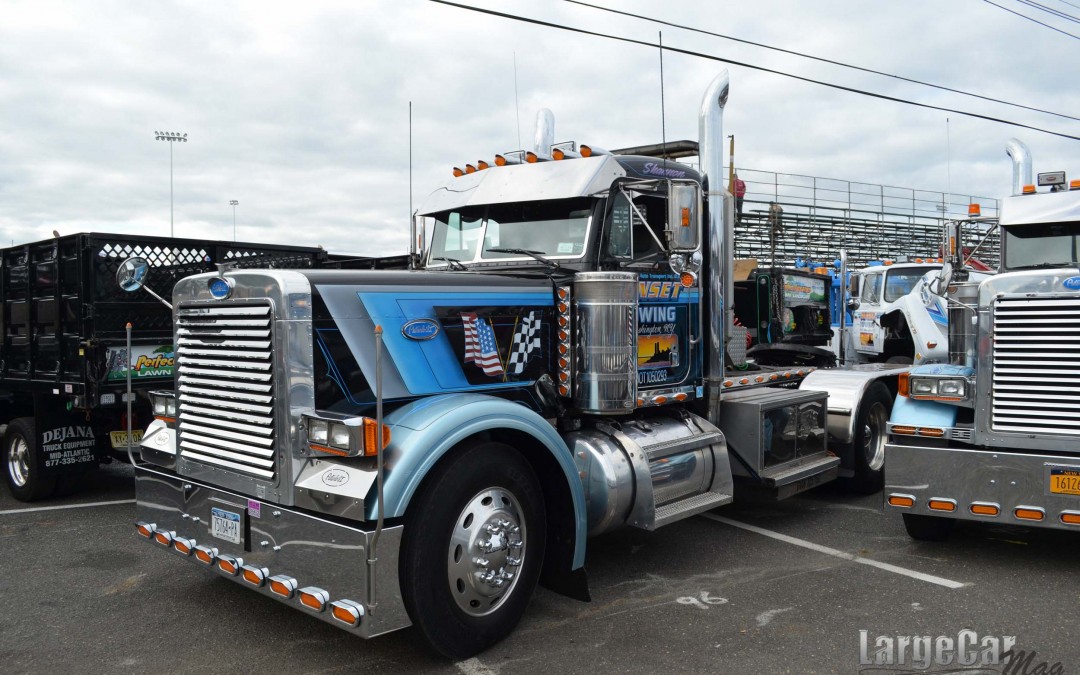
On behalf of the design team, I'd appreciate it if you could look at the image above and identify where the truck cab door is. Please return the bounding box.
[855,270,885,355]
[603,183,696,391]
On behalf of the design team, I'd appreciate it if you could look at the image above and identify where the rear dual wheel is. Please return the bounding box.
[4,418,56,502]
[400,441,546,659]
[845,383,892,495]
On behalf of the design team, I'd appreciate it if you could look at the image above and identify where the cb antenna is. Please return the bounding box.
[514,52,522,150]
[659,31,667,171]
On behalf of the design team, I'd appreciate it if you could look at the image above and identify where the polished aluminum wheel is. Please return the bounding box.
[862,401,889,472]
[7,435,30,488]
[447,486,526,617]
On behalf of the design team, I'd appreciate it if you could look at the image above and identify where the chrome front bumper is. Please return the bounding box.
[884,442,1080,531]
[133,464,410,638]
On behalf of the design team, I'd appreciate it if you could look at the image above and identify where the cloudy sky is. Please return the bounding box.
[2,0,1078,255]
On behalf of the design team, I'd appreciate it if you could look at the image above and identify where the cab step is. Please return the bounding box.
[654,491,733,529]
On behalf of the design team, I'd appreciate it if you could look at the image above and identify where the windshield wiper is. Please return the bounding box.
[486,248,559,270]
[431,256,467,271]
[1012,261,1079,271]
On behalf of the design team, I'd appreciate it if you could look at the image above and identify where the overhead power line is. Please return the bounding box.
[1014,0,1080,23]
[982,0,1080,40]
[429,0,1080,142]
[566,0,1080,124]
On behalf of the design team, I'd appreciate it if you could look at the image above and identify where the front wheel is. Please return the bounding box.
[845,382,892,494]
[4,417,56,502]
[400,441,546,659]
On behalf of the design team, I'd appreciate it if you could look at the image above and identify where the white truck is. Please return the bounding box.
[846,260,993,366]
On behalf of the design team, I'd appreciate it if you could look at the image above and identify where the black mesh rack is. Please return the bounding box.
[0,232,329,401]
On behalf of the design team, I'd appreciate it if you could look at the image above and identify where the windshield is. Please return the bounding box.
[428,198,594,265]
[1003,221,1080,270]
[883,266,937,302]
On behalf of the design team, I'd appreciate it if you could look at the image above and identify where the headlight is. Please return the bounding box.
[149,390,177,423]
[302,413,391,458]
[904,376,968,401]
[329,422,352,450]
[308,418,328,444]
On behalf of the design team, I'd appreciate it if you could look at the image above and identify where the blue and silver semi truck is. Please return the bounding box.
[885,139,1080,540]
[122,71,903,658]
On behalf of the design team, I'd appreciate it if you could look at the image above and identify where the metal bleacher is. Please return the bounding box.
[733,168,1000,269]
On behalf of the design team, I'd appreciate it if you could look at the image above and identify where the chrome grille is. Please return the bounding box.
[176,302,276,479]
[991,297,1080,436]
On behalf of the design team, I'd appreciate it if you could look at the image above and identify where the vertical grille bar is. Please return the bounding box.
[176,301,277,479]
[991,297,1080,436]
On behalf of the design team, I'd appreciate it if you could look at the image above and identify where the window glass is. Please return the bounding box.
[860,272,883,303]
[1003,221,1080,270]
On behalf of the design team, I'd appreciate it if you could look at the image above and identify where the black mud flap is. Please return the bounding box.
[34,397,100,476]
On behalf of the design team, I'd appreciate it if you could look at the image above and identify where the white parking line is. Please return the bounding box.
[456,657,497,675]
[0,499,136,516]
[700,513,968,589]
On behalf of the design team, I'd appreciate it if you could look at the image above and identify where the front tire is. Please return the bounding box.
[4,417,56,502]
[902,513,955,541]
[400,441,546,659]
[845,383,892,494]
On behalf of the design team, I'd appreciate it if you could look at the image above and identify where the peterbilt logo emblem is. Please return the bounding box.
[321,468,350,487]
[207,276,234,299]
[402,318,441,341]
[1063,276,1080,290]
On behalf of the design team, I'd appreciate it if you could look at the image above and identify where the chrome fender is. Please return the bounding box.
[799,365,906,444]
[372,393,587,568]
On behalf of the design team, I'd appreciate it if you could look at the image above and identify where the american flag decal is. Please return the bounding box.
[461,312,505,377]
[507,311,541,375]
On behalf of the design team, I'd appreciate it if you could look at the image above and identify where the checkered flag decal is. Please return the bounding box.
[507,311,541,375]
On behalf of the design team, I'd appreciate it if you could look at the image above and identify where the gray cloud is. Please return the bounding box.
[2,0,1078,253]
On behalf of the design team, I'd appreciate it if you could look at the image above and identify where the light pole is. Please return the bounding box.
[155,131,188,237]
[229,200,239,241]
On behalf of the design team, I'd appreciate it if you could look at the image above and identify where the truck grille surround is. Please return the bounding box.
[176,301,277,480]
[991,297,1080,436]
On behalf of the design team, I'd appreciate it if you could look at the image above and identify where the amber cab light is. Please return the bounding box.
[970,503,1000,517]
[1014,507,1045,521]
[194,546,217,565]
[330,599,365,627]
[217,555,242,576]
[268,576,298,598]
[241,565,268,587]
[1060,511,1080,525]
[299,587,329,612]
[136,522,154,538]
[928,499,957,512]
[887,494,915,508]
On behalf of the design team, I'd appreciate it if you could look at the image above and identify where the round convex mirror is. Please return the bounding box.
[116,257,150,292]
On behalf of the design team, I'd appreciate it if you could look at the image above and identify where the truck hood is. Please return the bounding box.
[979,267,1080,303]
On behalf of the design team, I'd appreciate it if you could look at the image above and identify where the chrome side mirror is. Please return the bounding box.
[117,257,150,292]
[116,256,172,309]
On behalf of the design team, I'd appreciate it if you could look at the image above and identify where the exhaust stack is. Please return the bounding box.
[1006,138,1032,196]
[698,70,731,408]
[534,108,555,157]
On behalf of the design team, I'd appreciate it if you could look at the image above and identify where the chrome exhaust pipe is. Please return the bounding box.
[534,108,555,156]
[1005,138,1032,196]
[698,70,730,412]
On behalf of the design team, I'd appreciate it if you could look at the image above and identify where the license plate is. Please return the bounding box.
[109,430,144,449]
[211,507,242,545]
[1049,468,1080,496]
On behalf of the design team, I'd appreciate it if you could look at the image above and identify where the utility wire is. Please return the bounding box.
[982,0,1080,40]
[430,0,1080,142]
[1054,0,1080,12]
[1014,0,1080,23]
[565,0,1080,123]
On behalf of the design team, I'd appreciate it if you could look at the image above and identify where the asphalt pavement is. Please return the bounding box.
[0,462,1075,674]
